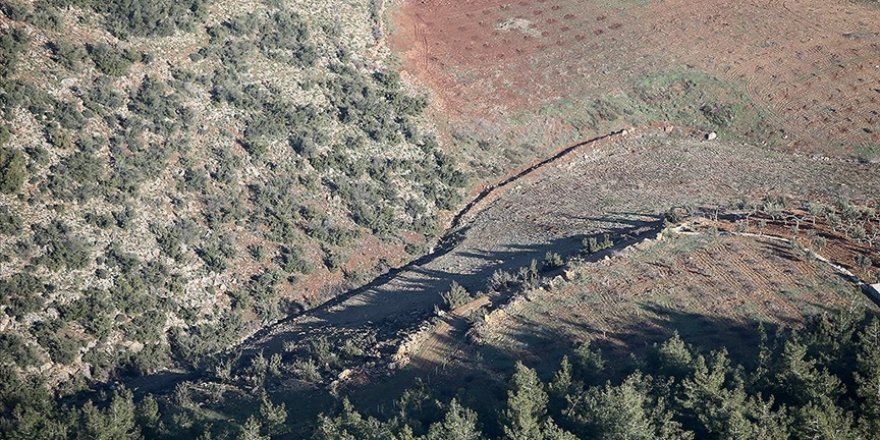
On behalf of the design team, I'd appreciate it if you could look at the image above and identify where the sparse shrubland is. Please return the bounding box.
[0,0,465,395]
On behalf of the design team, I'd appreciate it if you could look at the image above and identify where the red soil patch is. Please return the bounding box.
[391,0,880,157]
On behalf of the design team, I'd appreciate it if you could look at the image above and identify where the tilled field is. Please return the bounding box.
[392,0,880,159]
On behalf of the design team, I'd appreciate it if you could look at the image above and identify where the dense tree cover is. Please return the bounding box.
[2,307,878,439]
[305,310,880,440]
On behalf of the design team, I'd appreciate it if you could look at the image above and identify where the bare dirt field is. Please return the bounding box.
[392,0,880,160]
[467,232,873,370]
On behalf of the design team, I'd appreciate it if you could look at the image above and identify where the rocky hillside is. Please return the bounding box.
[0,0,465,389]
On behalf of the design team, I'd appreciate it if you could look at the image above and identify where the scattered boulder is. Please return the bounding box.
[337,368,353,381]
[705,131,718,141]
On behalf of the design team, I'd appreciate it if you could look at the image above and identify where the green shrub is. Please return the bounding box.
[47,150,106,202]
[45,124,74,149]
[128,76,183,132]
[583,233,614,254]
[440,281,471,310]
[48,40,87,70]
[0,272,46,318]
[0,333,40,367]
[257,10,317,67]
[85,76,125,111]
[276,245,311,274]
[61,289,114,338]
[127,342,172,375]
[96,0,207,38]
[0,147,27,193]
[53,100,87,130]
[154,220,199,261]
[0,1,29,21]
[0,26,29,78]
[32,321,82,365]
[32,221,92,271]
[87,42,135,76]
[542,251,564,270]
[322,248,344,271]
[197,234,236,272]
[0,207,21,234]
[24,1,63,31]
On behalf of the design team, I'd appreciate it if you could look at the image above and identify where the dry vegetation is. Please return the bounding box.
[1,0,879,438]
[0,0,466,389]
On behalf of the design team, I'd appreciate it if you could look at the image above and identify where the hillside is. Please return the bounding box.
[0,0,468,388]
[1,0,879,439]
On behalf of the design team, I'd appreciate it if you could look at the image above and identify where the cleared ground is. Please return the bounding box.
[392,0,880,160]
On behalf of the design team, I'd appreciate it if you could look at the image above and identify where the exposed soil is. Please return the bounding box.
[392,0,880,158]
[468,232,873,368]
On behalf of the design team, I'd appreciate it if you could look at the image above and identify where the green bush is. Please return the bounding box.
[85,76,125,111]
[128,76,183,133]
[583,233,614,254]
[276,245,311,275]
[0,26,29,78]
[440,281,471,310]
[257,10,317,67]
[0,147,27,193]
[61,289,114,339]
[0,207,21,234]
[53,99,87,130]
[47,150,106,202]
[32,321,82,365]
[0,333,40,367]
[44,124,74,149]
[98,0,207,38]
[0,272,46,318]
[197,234,236,272]
[87,42,136,76]
[24,1,63,31]
[32,221,92,271]
[48,40,87,71]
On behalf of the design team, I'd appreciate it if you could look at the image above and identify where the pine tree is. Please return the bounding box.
[855,318,880,434]
[259,393,288,435]
[574,372,692,440]
[656,332,694,378]
[549,356,574,398]
[774,339,842,406]
[78,388,142,440]
[793,398,858,440]
[750,322,775,391]
[572,342,605,385]
[237,416,268,440]
[426,399,483,440]
[540,419,578,440]
[137,395,162,437]
[503,362,549,440]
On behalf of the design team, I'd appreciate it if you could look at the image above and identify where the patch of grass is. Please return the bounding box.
[534,67,777,144]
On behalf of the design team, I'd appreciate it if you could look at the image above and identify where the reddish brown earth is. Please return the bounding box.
[391,0,880,157]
